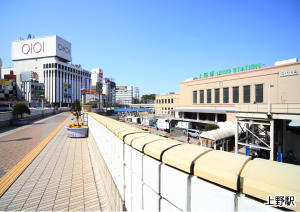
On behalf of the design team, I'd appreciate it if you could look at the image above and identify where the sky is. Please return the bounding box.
[0,0,299,96]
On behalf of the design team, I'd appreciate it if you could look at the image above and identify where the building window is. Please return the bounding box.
[207,89,211,103]
[243,85,250,103]
[233,87,239,103]
[223,88,229,103]
[162,99,164,104]
[215,88,220,103]
[156,99,158,104]
[58,64,61,69]
[159,99,161,104]
[193,91,197,104]
[162,107,164,110]
[171,98,173,103]
[256,84,263,103]
[199,90,204,103]
[168,99,170,103]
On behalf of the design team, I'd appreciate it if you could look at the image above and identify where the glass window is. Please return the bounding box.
[58,64,61,69]
[168,99,170,103]
[223,88,229,103]
[215,88,220,103]
[162,107,164,110]
[243,85,250,103]
[162,99,164,104]
[199,90,204,103]
[171,98,173,103]
[233,87,239,103]
[256,84,263,103]
[207,89,211,103]
[193,91,197,104]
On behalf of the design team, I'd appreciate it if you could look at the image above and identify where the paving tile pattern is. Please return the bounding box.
[0,113,70,178]
[0,119,102,211]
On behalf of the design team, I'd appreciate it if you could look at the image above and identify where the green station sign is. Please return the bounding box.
[200,63,261,79]
[35,89,45,98]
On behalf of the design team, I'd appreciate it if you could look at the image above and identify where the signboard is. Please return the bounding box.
[35,89,45,98]
[116,86,127,90]
[12,35,71,62]
[280,70,298,77]
[199,63,261,79]
[99,69,103,79]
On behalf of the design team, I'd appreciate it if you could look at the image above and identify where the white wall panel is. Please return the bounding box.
[191,176,236,211]
[143,155,161,194]
[124,144,132,169]
[143,184,160,212]
[125,166,132,194]
[125,187,132,212]
[237,195,281,212]
[161,164,190,211]
[132,197,144,212]
[132,149,144,180]
[131,173,144,209]
[160,198,182,212]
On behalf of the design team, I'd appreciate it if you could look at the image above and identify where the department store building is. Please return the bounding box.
[11,35,91,104]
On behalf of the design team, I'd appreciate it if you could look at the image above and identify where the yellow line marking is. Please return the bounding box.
[0,114,72,197]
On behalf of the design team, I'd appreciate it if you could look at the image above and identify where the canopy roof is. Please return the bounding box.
[200,127,235,141]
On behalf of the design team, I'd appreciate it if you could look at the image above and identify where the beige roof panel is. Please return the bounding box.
[200,127,235,141]
[162,144,211,173]
[124,133,154,145]
[115,127,137,136]
[131,135,170,151]
[194,150,251,191]
[240,158,300,211]
[118,129,146,140]
[144,139,183,161]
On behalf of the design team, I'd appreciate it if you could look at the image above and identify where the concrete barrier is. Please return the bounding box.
[88,113,300,212]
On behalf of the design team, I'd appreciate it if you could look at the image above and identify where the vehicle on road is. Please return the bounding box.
[157,119,170,132]
[176,121,192,129]
[159,134,169,138]
[142,127,149,131]
[187,129,203,139]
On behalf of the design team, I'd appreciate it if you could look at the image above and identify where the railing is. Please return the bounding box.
[236,103,300,114]
[88,112,300,212]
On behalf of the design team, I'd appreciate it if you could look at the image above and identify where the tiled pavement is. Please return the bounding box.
[0,117,103,211]
[0,113,71,178]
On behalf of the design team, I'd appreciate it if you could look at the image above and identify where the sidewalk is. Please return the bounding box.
[0,117,103,211]
[0,112,71,178]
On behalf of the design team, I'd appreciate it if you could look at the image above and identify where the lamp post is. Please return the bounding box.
[41,94,45,117]
[81,89,86,106]
[268,85,274,115]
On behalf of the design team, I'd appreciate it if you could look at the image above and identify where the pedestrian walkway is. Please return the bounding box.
[0,117,105,211]
[0,112,71,178]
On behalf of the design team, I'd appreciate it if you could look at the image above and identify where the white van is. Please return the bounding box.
[187,129,203,139]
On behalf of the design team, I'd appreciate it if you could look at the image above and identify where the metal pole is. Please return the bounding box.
[270,120,274,161]
[99,87,101,114]
[235,118,239,154]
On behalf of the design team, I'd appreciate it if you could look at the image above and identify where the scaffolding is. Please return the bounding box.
[235,117,274,160]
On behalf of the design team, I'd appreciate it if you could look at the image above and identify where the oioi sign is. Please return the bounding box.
[12,35,72,62]
[200,63,262,79]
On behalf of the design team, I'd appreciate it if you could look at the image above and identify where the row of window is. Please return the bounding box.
[162,107,173,110]
[43,63,91,77]
[157,98,174,104]
[193,84,263,104]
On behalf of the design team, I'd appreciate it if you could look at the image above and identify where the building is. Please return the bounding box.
[134,86,139,102]
[115,86,133,105]
[155,58,300,161]
[103,78,116,106]
[11,35,91,104]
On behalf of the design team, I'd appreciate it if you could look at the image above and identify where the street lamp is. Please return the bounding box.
[81,88,86,106]
[268,85,274,115]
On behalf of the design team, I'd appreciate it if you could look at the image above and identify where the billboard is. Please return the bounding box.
[116,86,127,90]
[64,84,72,99]
[12,35,71,62]
[35,89,45,98]
[99,69,103,79]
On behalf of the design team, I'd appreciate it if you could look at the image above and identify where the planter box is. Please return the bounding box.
[82,105,92,112]
[66,127,89,138]
[11,119,29,126]
[53,110,60,114]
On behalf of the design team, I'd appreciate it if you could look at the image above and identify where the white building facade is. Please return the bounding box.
[115,86,133,105]
[11,35,91,104]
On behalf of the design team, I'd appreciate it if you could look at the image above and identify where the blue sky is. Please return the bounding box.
[1,0,299,96]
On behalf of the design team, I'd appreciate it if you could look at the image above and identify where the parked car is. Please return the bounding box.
[159,134,169,138]
[187,129,203,139]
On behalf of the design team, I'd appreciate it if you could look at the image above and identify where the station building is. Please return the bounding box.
[11,35,91,105]
[155,59,300,161]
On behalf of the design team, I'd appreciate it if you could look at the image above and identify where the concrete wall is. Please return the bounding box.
[0,108,71,127]
[88,113,300,212]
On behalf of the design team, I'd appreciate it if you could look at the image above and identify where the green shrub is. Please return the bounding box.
[12,104,31,119]
[204,124,219,131]
[71,99,81,125]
